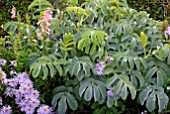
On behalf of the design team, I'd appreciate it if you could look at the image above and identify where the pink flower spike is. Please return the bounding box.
[11,6,16,19]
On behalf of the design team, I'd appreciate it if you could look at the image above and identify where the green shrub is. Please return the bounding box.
[1,0,170,113]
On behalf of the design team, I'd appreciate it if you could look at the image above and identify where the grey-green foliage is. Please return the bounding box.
[106,74,136,101]
[30,54,67,79]
[52,86,78,114]
[66,56,93,81]
[139,85,169,112]
[79,78,106,103]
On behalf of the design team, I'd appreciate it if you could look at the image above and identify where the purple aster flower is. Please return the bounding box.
[0,69,6,77]
[15,97,22,105]
[95,68,103,75]
[20,78,33,87]
[1,105,12,114]
[22,72,29,78]
[165,26,170,35]
[37,105,53,114]
[0,97,2,105]
[14,89,23,98]
[107,87,114,96]
[96,61,105,70]
[19,85,29,94]
[0,72,8,85]
[31,89,40,99]
[8,78,18,87]
[0,59,7,66]
[24,106,35,114]
[95,61,105,75]
[5,87,14,97]
[18,100,27,112]
[10,60,17,67]
[106,56,113,61]
[29,98,40,108]
[10,70,17,76]
[24,94,33,103]
[16,73,25,83]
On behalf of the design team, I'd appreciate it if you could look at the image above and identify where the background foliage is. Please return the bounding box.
[127,0,170,21]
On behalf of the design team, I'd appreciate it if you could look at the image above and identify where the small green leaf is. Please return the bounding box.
[140,32,148,47]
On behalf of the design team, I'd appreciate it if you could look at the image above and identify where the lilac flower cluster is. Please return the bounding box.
[107,87,114,96]
[95,61,105,75]
[0,59,53,114]
[106,56,113,61]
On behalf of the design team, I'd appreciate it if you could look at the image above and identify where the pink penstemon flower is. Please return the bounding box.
[37,8,53,37]
[11,6,16,19]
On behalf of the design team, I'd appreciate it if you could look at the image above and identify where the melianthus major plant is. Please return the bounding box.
[2,0,170,113]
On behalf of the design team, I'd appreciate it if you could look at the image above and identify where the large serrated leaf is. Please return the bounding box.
[76,70,84,81]
[54,64,63,76]
[66,92,78,110]
[84,85,93,101]
[157,91,169,113]
[107,96,114,108]
[128,85,136,100]
[32,64,41,78]
[79,81,90,97]
[103,68,114,75]
[78,39,85,51]
[93,84,100,102]
[114,81,123,95]
[146,92,156,112]
[51,92,65,108]
[47,63,56,78]
[106,75,118,88]
[42,65,48,80]
[139,86,152,105]
[58,95,67,114]
[156,69,164,86]
[121,86,128,100]
[97,84,107,101]
[98,47,104,58]
[82,62,90,77]
[145,66,157,79]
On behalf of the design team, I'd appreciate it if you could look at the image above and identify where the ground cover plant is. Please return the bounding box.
[1,0,170,113]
